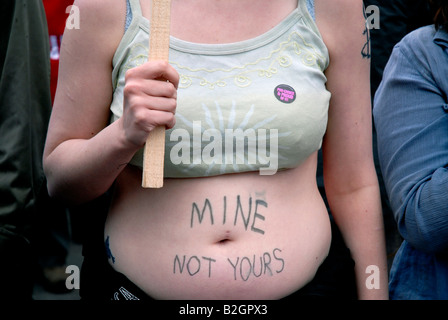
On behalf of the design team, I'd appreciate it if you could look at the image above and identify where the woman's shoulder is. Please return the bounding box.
[72,0,125,15]
[314,0,367,58]
[64,0,127,58]
[315,0,364,20]
[71,0,126,34]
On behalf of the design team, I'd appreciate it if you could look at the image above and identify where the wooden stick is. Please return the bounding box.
[142,0,172,188]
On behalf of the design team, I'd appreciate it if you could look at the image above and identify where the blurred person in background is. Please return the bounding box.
[374,0,448,299]
[0,0,52,300]
[30,0,78,295]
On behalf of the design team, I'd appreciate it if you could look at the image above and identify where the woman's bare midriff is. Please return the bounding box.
[104,152,331,299]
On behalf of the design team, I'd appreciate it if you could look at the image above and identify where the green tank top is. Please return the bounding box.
[110,0,330,177]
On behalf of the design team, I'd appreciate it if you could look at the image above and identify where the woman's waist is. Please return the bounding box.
[104,220,331,299]
[108,160,328,244]
[105,166,331,299]
[106,186,331,252]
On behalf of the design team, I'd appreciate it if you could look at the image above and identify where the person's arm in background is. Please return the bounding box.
[374,28,448,254]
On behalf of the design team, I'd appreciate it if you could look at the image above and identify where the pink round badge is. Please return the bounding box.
[274,84,296,104]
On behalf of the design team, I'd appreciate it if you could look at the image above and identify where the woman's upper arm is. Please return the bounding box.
[44,0,125,159]
[315,2,389,299]
[315,0,376,193]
